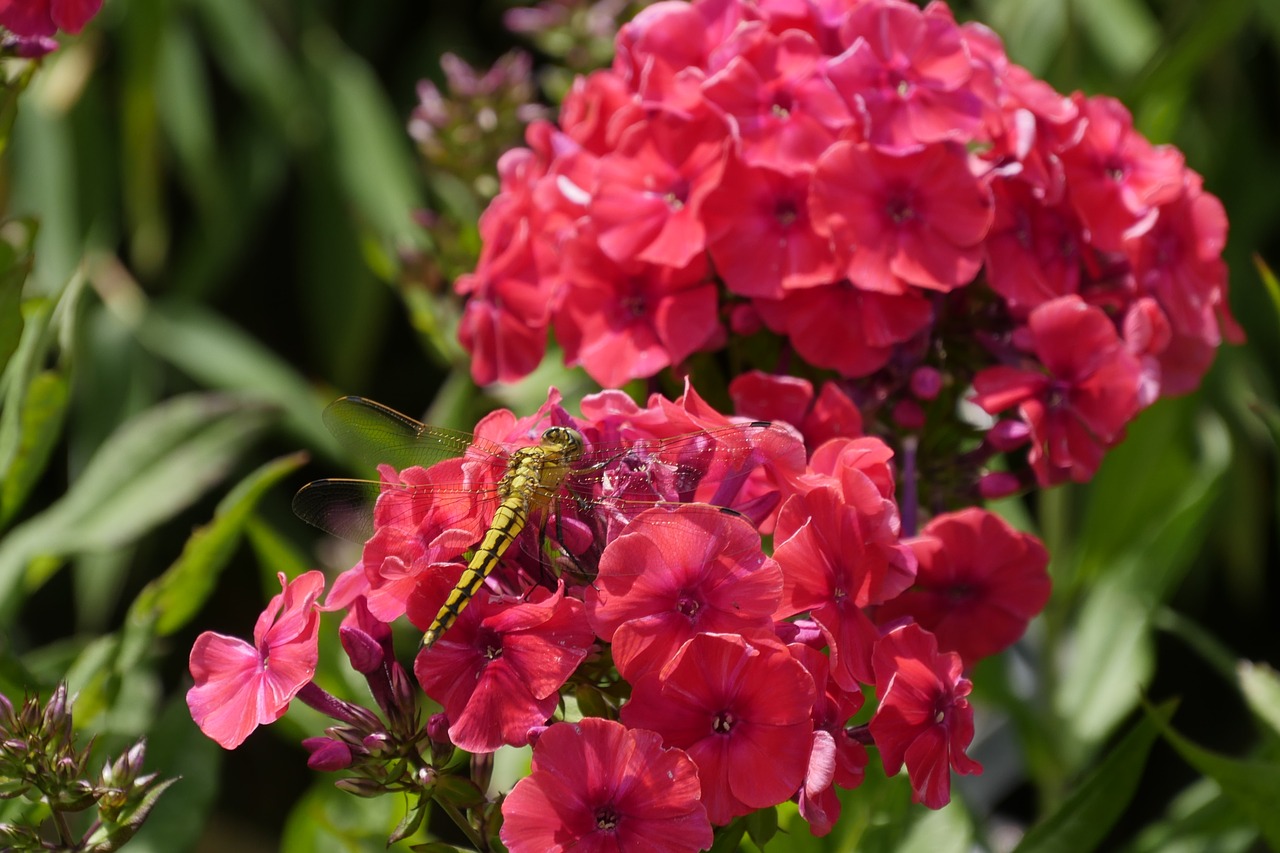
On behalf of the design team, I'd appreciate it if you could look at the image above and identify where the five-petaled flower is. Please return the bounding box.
[187,571,325,749]
[501,718,713,853]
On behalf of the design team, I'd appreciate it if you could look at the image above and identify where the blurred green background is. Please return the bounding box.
[1,0,1278,850]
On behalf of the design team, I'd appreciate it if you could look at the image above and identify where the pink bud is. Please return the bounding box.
[978,471,1022,499]
[910,367,943,400]
[987,419,1031,451]
[304,738,353,771]
[892,400,926,431]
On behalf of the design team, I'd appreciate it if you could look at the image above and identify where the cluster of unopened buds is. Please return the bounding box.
[0,683,174,851]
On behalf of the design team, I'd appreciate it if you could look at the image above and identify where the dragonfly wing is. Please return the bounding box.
[292,478,386,543]
[323,396,499,472]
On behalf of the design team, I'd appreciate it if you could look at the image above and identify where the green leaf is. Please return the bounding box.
[0,369,70,529]
[244,517,314,584]
[128,451,307,637]
[0,229,29,378]
[279,779,427,852]
[1254,255,1280,334]
[1238,661,1280,741]
[132,299,339,460]
[1144,700,1280,850]
[0,393,276,611]
[1013,700,1176,853]
[745,805,778,847]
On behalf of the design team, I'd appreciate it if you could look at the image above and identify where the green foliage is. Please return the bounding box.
[0,0,1276,849]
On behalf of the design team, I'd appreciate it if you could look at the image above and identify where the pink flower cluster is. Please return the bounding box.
[189,384,1052,846]
[456,0,1238,487]
[0,0,101,41]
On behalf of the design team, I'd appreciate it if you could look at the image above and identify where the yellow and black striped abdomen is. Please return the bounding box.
[421,437,580,648]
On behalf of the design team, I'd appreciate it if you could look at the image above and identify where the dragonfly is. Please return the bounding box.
[293,396,801,649]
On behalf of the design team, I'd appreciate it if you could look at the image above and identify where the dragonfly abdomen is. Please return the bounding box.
[422,444,575,649]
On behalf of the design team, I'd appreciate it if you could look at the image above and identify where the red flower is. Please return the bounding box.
[1060,95,1186,252]
[729,372,865,450]
[589,107,730,269]
[701,27,851,175]
[756,282,933,377]
[554,241,721,388]
[704,159,838,298]
[0,0,101,38]
[500,718,713,853]
[869,623,981,809]
[410,578,594,754]
[586,506,783,682]
[456,232,554,386]
[810,140,994,294]
[825,0,984,149]
[359,462,484,623]
[984,179,1084,314]
[972,296,1143,485]
[774,483,916,689]
[875,509,1051,665]
[621,632,816,826]
[187,571,325,749]
[789,644,868,835]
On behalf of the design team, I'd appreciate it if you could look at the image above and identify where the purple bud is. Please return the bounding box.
[909,366,943,400]
[987,419,1031,451]
[340,626,385,675]
[427,713,452,747]
[304,738,353,772]
[978,471,1022,499]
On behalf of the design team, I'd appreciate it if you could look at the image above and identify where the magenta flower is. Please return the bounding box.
[500,718,713,853]
[972,295,1143,485]
[774,483,916,689]
[875,508,1051,665]
[587,506,783,682]
[869,623,981,809]
[187,571,325,749]
[0,0,101,39]
[410,579,594,753]
[621,632,816,825]
[810,140,994,294]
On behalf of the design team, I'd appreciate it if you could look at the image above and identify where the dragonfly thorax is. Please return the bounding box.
[538,425,586,462]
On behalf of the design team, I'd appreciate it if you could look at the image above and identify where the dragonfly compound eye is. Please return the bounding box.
[540,426,586,459]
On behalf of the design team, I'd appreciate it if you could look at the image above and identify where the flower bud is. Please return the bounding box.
[987,419,1031,451]
[340,626,386,675]
[910,366,943,400]
[892,400,926,431]
[978,471,1022,500]
[304,738,353,772]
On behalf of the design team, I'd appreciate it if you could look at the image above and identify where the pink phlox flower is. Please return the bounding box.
[360,461,486,623]
[559,69,636,155]
[810,140,994,294]
[1060,94,1186,252]
[500,718,713,853]
[972,295,1143,485]
[1123,171,1241,394]
[410,578,594,753]
[701,26,853,175]
[789,643,868,835]
[704,158,837,298]
[554,239,722,387]
[187,571,325,749]
[984,178,1084,314]
[730,371,870,452]
[587,506,783,681]
[621,632,817,826]
[825,0,985,149]
[875,508,1051,666]
[774,483,916,688]
[589,106,731,269]
[869,622,981,809]
[0,0,101,38]
[755,281,934,377]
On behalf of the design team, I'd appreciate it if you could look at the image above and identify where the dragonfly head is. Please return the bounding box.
[540,425,587,462]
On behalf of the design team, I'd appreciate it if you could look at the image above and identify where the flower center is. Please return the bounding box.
[676,595,701,620]
[712,710,735,734]
[595,806,619,831]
